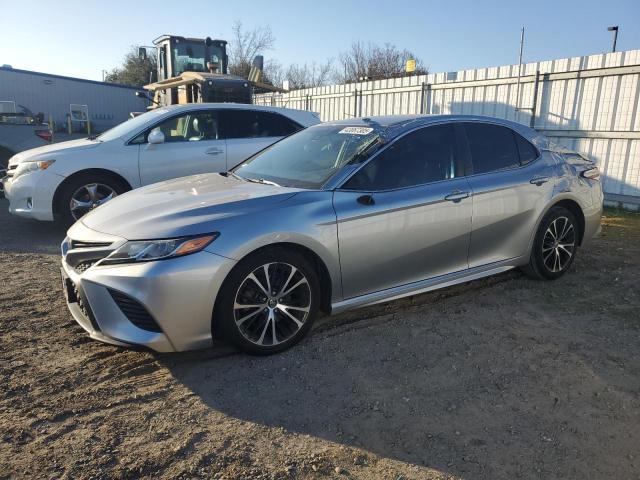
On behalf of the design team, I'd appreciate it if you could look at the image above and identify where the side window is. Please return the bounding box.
[464,123,520,174]
[342,124,457,191]
[220,110,302,139]
[514,132,539,165]
[269,113,303,136]
[135,111,219,144]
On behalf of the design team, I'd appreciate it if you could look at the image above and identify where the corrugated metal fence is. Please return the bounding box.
[255,50,640,207]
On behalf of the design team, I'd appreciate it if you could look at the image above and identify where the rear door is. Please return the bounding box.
[220,110,303,169]
[462,122,556,267]
[137,110,227,185]
[333,123,473,299]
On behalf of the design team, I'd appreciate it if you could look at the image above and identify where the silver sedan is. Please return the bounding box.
[60,115,602,354]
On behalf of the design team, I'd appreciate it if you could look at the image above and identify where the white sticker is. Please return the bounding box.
[338,127,374,135]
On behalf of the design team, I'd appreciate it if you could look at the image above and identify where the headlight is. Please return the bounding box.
[13,160,55,179]
[100,233,219,265]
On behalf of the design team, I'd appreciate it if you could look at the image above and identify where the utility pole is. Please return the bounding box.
[101,69,108,82]
[515,27,525,110]
[607,26,619,52]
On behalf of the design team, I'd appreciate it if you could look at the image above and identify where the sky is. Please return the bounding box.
[2,0,639,82]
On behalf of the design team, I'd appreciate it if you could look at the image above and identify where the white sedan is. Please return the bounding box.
[2,103,320,223]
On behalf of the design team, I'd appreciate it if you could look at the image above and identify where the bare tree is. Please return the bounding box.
[228,21,275,78]
[285,60,334,90]
[263,59,284,88]
[337,41,427,83]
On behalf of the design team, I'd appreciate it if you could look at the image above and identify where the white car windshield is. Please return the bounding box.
[97,108,170,142]
[233,124,382,189]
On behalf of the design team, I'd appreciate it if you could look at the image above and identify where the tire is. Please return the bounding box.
[215,247,321,355]
[522,206,578,280]
[56,173,129,226]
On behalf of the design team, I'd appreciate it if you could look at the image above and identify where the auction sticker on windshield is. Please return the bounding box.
[338,127,374,135]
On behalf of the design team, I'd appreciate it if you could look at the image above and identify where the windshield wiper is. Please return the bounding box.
[220,171,244,181]
[87,134,101,141]
[243,177,281,187]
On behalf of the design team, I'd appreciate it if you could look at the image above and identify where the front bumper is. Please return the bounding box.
[61,246,236,352]
[3,169,63,221]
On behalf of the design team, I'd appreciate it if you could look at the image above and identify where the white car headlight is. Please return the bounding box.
[13,160,55,179]
[100,233,219,265]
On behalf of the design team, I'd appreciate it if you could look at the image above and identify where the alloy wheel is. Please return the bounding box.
[69,183,118,220]
[233,262,311,346]
[542,216,575,272]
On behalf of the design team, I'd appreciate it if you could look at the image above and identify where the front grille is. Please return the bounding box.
[70,240,112,249]
[108,289,162,333]
[63,275,100,331]
[64,238,114,273]
[74,260,98,273]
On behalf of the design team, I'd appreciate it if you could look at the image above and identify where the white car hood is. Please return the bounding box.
[8,138,100,166]
[80,173,301,239]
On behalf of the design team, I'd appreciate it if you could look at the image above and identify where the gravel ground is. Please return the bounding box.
[1,198,639,480]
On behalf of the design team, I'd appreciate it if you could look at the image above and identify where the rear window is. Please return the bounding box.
[220,110,302,139]
[514,132,539,165]
[464,123,539,174]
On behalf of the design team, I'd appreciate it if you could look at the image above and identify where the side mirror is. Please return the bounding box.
[135,91,148,98]
[148,128,165,145]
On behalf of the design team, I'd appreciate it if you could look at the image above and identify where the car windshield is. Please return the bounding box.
[97,108,170,142]
[233,124,382,189]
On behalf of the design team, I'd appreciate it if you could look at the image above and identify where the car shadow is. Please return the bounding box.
[159,272,527,479]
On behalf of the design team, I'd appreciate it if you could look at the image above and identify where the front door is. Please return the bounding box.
[139,110,227,185]
[333,123,473,299]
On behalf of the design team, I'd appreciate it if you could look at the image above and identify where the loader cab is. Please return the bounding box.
[153,35,229,81]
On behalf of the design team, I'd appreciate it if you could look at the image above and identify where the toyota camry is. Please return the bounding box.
[60,115,602,354]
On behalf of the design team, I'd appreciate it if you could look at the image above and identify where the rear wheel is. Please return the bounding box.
[56,173,129,225]
[522,206,578,280]
[215,248,320,355]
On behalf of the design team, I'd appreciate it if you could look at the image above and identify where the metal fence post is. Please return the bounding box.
[530,70,541,128]
[353,89,358,117]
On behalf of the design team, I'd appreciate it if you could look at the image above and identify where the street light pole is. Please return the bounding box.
[607,26,619,53]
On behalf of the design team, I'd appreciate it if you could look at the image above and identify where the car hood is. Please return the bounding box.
[8,138,100,165]
[81,173,302,239]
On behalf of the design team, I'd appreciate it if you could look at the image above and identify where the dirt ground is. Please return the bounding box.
[1,198,639,480]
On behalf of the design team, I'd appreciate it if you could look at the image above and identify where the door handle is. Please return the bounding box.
[444,191,470,203]
[205,148,224,155]
[530,176,550,186]
[357,194,375,206]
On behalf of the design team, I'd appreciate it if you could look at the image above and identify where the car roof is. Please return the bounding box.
[322,114,552,150]
[155,103,320,126]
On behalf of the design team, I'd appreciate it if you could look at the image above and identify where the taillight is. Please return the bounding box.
[35,129,53,142]
[581,167,600,180]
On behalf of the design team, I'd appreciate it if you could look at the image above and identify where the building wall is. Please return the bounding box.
[255,50,640,205]
[0,67,149,133]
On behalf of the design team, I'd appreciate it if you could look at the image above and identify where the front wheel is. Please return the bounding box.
[522,206,578,280]
[56,174,128,225]
[215,248,321,355]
